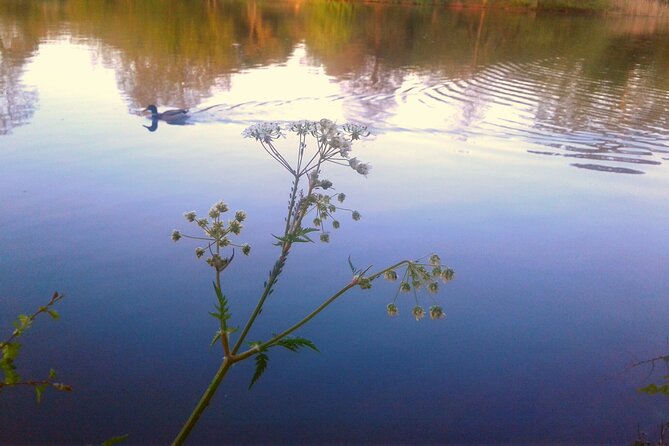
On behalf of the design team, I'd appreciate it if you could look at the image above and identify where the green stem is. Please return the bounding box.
[284,174,300,236]
[236,260,409,361]
[231,252,287,355]
[231,173,308,355]
[171,357,234,446]
[216,270,231,356]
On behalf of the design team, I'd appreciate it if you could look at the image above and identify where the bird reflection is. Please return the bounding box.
[142,104,190,132]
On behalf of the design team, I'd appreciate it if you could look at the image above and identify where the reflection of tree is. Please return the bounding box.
[1,0,669,136]
[0,11,40,135]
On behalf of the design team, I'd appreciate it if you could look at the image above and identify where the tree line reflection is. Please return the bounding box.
[1,0,669,168]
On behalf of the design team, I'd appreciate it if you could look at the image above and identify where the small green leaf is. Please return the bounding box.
[46,309,60,320]
[1,343,22,384]
[15,314,32,332]
[210,330,222,347]
[1,342,21,362]
[49,369,57,379]
[249,352,269,389]
[639,384,659,394]
[35,384,47,404]
[101,434,129,446]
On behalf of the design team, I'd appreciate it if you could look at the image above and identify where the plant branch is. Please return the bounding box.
[171,357,234,446]
[236,260,410,361]
[1,292,64,348]
[0,380,72,391]
[216,270,231,357]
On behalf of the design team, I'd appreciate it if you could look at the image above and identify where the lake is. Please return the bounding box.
[1,0,668,444]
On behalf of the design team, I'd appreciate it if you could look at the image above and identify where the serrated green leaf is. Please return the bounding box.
[249,352,269,389]
[275,337,319,353]
[211,282,231,323]
[101,434,129,446]
[1,342,21,361]
[1,343,21,384]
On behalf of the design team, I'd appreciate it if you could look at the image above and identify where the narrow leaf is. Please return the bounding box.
[347,255,356,273]
[210,330,222,347]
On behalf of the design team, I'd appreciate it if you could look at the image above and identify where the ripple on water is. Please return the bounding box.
[186,57,668,175]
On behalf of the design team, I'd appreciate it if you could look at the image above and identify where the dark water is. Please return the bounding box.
[1,1,668,444]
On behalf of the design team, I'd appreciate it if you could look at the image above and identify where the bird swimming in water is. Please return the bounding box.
[143,104,189,122]
[142,104,190,132]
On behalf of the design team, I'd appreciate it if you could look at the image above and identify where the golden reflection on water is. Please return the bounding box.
[1,0,669,172]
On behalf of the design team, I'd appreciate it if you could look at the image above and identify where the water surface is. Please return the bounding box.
[1,1,668,444]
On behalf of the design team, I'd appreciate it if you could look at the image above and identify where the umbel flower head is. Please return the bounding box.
[172,200,251,272]
[242,119,372,179]
[383,254,454,322]
[244,119,372,245]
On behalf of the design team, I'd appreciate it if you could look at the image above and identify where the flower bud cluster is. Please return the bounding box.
[171,200,251,272]
[382,254,454,321]
[304,173,362,243]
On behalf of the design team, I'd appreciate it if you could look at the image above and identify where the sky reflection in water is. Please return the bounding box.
[1,1,669,444]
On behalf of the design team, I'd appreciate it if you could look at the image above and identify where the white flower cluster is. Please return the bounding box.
[243,119,372,177]
[172,200,251,271]
[241,121,283,143]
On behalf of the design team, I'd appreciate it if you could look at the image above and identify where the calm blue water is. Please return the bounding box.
[1,1,669,444]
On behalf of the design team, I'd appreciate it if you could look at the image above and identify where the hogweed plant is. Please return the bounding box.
[170,119,455,445]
